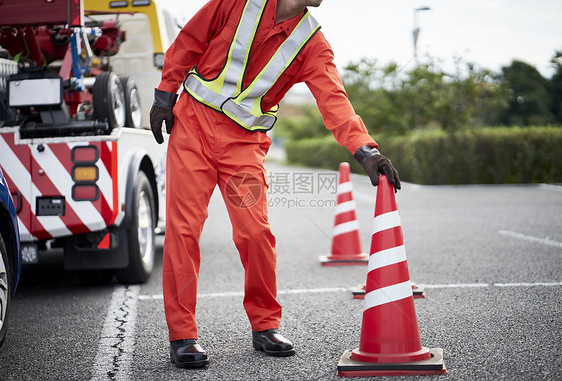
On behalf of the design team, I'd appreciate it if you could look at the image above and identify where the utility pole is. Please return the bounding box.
[413,6,431,64]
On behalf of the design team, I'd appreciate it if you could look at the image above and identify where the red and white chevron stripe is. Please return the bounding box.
[0,132,118,242]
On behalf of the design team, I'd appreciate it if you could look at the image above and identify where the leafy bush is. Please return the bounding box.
[284,135,361,173]
[285,127,562,184]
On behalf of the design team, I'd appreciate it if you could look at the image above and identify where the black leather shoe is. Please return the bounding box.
[170,339,209,368]
[252,329,295,357]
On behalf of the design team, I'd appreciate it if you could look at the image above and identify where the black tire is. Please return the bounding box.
[0,234,11,348]
[93,72,126,129]
[119,76,142,128]
[115,172,155,284]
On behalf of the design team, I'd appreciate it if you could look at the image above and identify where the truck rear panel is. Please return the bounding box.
[0,0,82,27]
[0,130,120,243]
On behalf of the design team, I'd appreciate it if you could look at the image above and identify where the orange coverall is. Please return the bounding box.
[159,0,378,341]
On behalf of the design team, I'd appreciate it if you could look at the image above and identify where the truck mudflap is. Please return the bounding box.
[63,227,129,270]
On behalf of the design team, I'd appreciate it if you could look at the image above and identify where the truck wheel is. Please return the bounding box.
[116,172,155,284]
[120,76,142,128]
[93,72,126,129]
[0,234,11,348]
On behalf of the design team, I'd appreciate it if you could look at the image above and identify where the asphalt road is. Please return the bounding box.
[0,161,561,381]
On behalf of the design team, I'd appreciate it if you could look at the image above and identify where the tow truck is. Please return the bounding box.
[0,0,180,284]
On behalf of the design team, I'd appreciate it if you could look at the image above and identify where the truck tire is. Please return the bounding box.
[0,234,11,348]
[93,72,126,129]
[115,171,155,284]
[119,76,142,129]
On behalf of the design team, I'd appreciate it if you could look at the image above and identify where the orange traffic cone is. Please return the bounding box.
[352,281,426,299]
[338,175,446,376]
[319,162,368,266]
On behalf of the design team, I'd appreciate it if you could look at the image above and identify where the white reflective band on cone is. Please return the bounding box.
[368,245,407,272]
[337,181,353,195]
[364,280,412,310]
[333,220,360,237]
[335,200,357,215]
[372,210,401,233]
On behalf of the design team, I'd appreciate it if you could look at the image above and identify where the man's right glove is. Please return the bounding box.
[150,89,178,144]
[354,145,401,191]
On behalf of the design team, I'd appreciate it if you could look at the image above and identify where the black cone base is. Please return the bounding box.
[337,347,446,377]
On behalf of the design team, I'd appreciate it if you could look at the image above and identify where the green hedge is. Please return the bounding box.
[284,127,562,184]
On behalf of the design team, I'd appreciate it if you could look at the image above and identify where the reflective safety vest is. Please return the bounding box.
[183,0,321,132]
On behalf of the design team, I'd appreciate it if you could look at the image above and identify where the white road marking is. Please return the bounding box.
[494,282,562,287]
[93,285,139,381]
[278,287,349,295]
[498,230,562,249]
[422,283,489,289]
[138,282,561,301]
[138,287,349,301]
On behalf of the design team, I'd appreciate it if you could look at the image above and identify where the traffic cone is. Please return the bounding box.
[337,175,446,377]
[411,282,426,298]
[352,281,426,299]
[319,162,368,266]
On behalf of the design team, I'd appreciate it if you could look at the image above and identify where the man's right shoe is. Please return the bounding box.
[170,339,209,368]
[252,329,295,357]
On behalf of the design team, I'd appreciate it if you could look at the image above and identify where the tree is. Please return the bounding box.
[342,56,510,134]
[549,50,562,123]
[500,60,554,126]
[342,59,410,136]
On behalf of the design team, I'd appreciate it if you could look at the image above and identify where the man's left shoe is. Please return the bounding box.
[170,339,209,368]
[252,329,295,357]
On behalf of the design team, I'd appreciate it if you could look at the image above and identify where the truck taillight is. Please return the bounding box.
[72,166,98,182]
[72,145,100,201]
[72,184,99,201]
[72,146,98,163]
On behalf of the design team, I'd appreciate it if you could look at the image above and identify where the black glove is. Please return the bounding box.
[150,89,178,144]
[354,145,401,191]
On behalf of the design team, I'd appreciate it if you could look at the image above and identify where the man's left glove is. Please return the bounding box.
[354,145,401,191]
[150,89,178,144]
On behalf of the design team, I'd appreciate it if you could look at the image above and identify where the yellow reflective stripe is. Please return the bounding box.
[183,0,321,132]
[237,12,319,101]
[187,0,266,97]
[222,99,276,130]
[233,12,320,119]
[221,0,268,94]
[235,0,267,93]
[183,75,223,112]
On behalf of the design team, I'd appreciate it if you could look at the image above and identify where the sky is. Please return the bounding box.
[158,0,562,79]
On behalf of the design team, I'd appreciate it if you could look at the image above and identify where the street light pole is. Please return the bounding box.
[413,6,431,64]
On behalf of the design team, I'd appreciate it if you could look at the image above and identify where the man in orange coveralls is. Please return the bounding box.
[150,0,401,368]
